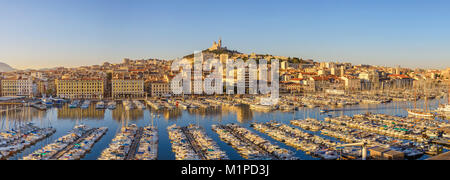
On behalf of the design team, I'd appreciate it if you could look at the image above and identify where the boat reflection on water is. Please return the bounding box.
[0,107,47,124]
[112,105,143,122]
[58,104,105,120]
[147,105,253,123]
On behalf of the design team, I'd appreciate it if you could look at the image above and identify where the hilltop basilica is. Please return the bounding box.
[208,38,227,51]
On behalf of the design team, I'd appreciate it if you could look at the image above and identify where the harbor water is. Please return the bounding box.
[1,98,448,160]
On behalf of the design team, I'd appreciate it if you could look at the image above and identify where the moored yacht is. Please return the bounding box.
[407,109,435,118]
[133,100,146,109]
[42,98,54,107]
[81,100,90,109]
[407,93,434,118]
[123,100,134,111]
[69,100,80,108]
[107,101,116,110]
[436,88,450,115]
[250,104,274,111]
[436,104,450,115]
[96,101,105,109]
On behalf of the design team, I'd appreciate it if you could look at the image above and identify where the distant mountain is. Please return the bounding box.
[0,62,15,72]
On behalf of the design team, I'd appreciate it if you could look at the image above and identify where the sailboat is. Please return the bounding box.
[436,85,450,115]
[407,90,435,118]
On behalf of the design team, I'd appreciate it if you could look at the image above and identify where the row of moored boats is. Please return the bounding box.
[212,124,297,160]
[99,124,157,160]
[168,124,228,160]
[0,124,56,160]
[22,125,107,160]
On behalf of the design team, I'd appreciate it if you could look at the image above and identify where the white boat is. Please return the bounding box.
[163,101,175,109]
[437,104,450,113]
[96,101,105,109]
[133,100,146,109]
[42,98,54,107]
[250,104,274,111]
[407,109,435,118]
[279,104,296,111]
[107,101,116,110]
[408,93,434,118]
[32,103,47,110]
[69,100,80,108]
[53,98,66,105]
[81,100,90,109]
[123,100,133,111]
[174,101,188,109]
[436,87,450,116]
[146,100,163,110]
[188,104,199,109]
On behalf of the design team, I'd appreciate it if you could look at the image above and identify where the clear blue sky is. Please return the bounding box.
[0,0,449,69]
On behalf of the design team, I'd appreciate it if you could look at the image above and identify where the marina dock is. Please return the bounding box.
[215,124,296,160]
[432,139,450,147]
[427,151,450,160]
[146,100,164,110]
[2,96,449,160]
[50,128,98,159]
[125,127,144,160]
[0,125,56,160]
[253,122,339,160]
[22,125,106,160]
[134,126,158,160]
[99,125,158,160]
[180,127,207,160]
[219,125,276,159]
[168,125,227,160]
[58,127,108,160]
[290,115,447,159]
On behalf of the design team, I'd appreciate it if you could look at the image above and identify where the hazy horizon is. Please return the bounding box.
[1,0,449,70]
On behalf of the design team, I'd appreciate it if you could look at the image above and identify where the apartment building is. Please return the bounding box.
[56,78,105,99]
[1,76,35,97]
[149,81,171,97]
[111,78,145,99]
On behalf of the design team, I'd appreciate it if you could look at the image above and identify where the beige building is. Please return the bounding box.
[1,77,35,97]
[56,78,105,99]
[149,81,171,97]
[111,78,145,99]
[341,76,361,91]
[35,80,48,97]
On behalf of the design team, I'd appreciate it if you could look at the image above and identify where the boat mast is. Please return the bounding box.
[13,106,17,131]
[6,106,9,130]
[413,89,417,110]
[151,112,154,128]
[448,81,450,105]
[1,110,4,131]
[121,112,124,128]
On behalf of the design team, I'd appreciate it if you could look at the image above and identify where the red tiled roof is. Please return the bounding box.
[301,72,317,75]
[312,76,329,81]
[59,78,104,81]
[128,69,146,72]
[290,78,305,81]
[342,75,358,79]
[326,75,339,79]
[388,74,411,79]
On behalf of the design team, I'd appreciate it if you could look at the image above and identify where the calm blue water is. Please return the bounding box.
[1,98,448,160]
